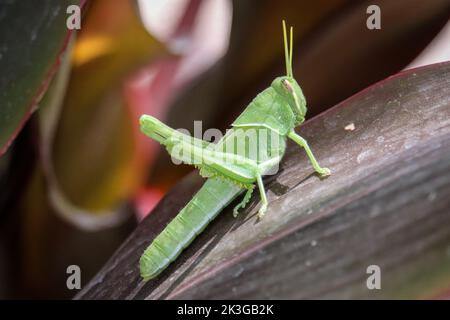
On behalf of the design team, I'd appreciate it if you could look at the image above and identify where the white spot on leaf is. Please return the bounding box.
[344,123,356,131]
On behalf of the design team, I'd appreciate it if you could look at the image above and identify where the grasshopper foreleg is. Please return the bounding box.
[288,130,331,177]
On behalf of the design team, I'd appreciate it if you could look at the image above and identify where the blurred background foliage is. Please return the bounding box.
[0,0,449,298]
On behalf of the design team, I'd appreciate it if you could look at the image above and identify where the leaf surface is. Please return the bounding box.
[77,62,450,299]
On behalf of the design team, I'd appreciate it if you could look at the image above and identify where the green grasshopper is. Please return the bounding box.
[139,21,330,281]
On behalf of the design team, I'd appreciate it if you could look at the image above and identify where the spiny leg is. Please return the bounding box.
[233,187,254,217]
[287,130,331,177]
[256,174,268,219]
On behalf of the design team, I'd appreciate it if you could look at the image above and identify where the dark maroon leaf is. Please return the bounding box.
[76,61,450,299]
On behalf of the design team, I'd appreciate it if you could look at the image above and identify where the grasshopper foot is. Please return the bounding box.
[317,167,331,177]
[257,204,267,219]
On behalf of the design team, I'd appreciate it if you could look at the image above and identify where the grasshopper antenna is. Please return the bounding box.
[282,20,294,77]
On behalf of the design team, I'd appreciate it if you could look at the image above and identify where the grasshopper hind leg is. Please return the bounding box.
[233,187,254,217]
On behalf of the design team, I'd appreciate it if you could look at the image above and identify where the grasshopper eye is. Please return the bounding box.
[281,79,293,93]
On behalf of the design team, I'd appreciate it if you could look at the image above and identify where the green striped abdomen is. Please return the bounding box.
[140,178,243,280]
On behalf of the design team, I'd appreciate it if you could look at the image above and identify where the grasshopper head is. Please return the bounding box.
[271,21,306,126]
[272,76,306,126]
